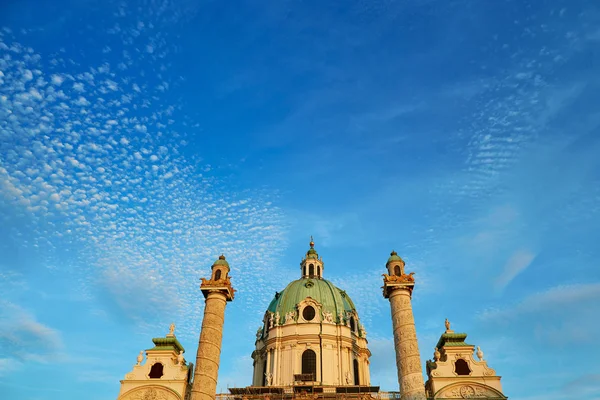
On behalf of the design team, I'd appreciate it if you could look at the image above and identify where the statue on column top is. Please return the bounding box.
[444,318,451,332]
[177,350,185,366]
[169,322,176,336]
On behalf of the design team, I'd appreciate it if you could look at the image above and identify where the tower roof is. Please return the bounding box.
[147,336,185,353]
[213,254,230,268]
[386,250,404,265]
[436,332,473,349]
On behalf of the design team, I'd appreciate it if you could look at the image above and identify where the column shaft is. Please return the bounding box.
[191,291,228,400]
[389,288,426,400]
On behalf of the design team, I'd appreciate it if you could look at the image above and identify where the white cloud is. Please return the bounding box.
[51,74,64,86]
[482,283,600,320]
[72,82,84,92]
[479,282,600,345]
[0,302,63,371]
[495,249,536,291]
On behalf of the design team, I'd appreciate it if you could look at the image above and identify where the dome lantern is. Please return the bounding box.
[386,250,405,277]
[300,236,324,279]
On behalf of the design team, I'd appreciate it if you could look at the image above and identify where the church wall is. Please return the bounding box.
[254,318,370,387]
[321,341,336,384]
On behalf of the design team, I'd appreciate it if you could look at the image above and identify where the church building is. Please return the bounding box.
[115,239,508,400]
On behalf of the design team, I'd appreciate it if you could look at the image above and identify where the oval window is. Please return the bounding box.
[303,306,316,321]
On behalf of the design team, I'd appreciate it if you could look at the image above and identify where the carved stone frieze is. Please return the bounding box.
[383,273,415,284]
[387,288,426,399]
[439,383,501,399]
[120,387,177,400]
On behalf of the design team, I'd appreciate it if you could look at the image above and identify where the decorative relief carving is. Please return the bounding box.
[200,276,232,287]
[401,374,424,392]
[441,384,499,398]
[383,272,415,284]
[322,310,334,323]
[121,387,174,400]
[403,392,426,400]
[284,310,296,324]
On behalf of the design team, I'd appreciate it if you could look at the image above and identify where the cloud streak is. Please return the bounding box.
[495,249,536,291]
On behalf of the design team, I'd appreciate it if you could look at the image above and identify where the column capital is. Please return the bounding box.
[200,278,235,301]
[382,274,415,298]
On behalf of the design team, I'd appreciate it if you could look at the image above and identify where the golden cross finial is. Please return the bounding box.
[309,235,314,248]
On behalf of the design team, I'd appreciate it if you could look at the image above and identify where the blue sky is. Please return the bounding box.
[1,0,599,399]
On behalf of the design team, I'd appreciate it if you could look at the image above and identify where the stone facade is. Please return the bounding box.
[116,331,191,400]
[252,299,371,387]
[425,327,506,399]
[248,240,371,388]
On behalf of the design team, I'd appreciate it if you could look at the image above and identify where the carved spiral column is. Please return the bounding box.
[388,287,426,400]
[190,290,230,400]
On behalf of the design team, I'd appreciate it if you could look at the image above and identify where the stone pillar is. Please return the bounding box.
[191,291,228,400]
[388,288,426,400]
[190,256,235,400]
[383,252,426,400]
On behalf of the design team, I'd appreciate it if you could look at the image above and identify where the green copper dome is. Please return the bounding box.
[386,250,404,265]
[213,254,230,267]
[266,278,356,322]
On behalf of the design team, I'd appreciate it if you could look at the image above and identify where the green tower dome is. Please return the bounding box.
[266,278,356,323]
[386,250,404,265]
[213,254,230,267]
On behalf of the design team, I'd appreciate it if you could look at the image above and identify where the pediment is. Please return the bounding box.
[434,382,506,399]
[118,385,182,400]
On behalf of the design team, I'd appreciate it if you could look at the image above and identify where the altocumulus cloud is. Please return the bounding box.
[0,13,289,340]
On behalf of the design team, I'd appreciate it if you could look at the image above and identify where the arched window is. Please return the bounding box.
[149,362,164,379]
[353,359,360,385]
[214,269,222,281]
[350,317,356,332]
[454,359,471,376]
[394,265,401,276]
[302,349,317,379]
[303,266,307,276]
[317,266,321,277]
[309,264,314,277]
[262,360,267,386]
